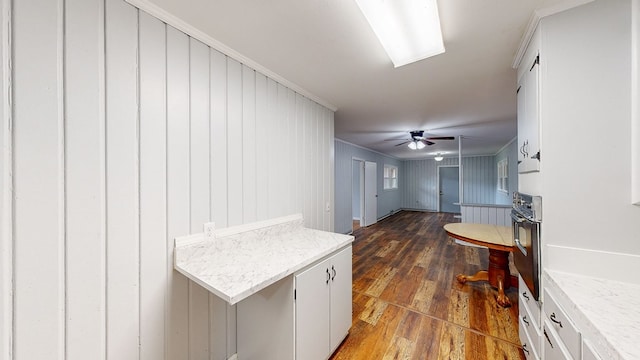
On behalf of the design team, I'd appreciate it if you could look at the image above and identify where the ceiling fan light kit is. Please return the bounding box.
[389,130,455,151]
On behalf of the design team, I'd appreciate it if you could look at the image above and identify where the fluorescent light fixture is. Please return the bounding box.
[354,0,445,67]
[434,153,444,161]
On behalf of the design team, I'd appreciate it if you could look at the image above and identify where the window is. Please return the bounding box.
[383,164,398,190]
[497,159,508,193]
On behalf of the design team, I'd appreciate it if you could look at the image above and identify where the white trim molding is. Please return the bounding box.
[0,0,12,358]
[633,0,640,205]
[124,0,337,112]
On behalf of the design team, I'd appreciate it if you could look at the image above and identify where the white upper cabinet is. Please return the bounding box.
[517,30,541,174]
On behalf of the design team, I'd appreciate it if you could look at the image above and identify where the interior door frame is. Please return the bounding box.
[437,165,460,213]
[363,161,377,227]
[351,158,365,232]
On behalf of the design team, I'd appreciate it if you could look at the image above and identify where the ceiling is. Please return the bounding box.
[146,0,569,159]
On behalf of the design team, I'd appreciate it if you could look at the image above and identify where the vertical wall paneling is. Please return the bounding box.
[242,65,257,223]
[138,11,167,360]
[210,49,228,228]
[227,58,243,226]
[255,73,268,221]
[275,84,286,217]
[188,37,211,359]
[166,25,190,359]
[13,0,65,357]
[266,79,278,218]
[295,94,305,218]
[7,1,337,358]
[304,99,313,228]
[0,0,11,357]
[329,111,335,231]
[209,48,231,360]
[65,0,106,358]
[105,0,140,357]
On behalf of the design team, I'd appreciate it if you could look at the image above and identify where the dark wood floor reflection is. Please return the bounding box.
[330,211,524,360]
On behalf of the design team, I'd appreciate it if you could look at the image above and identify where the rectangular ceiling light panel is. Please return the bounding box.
[354,0,445,67]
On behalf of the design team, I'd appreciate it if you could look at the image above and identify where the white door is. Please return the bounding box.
[329,247,352,352]
[295,259,330,360]
[439,166,460,213]
[363,161,377,227]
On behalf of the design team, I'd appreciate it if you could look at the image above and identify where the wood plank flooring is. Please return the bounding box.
[330,211,524,360]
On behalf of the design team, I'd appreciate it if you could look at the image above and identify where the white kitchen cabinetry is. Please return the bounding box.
[516,28,541,174]
[542,287,581,360]
[295,246,352,360]
[518,275,542,360]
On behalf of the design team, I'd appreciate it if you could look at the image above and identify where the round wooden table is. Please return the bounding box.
[443,223,518,307]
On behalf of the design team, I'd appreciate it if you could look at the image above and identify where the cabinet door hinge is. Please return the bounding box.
[530,55,540,71]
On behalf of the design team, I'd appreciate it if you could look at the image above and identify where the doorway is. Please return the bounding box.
[351,159,377,232]
[363,161,377,227]
[439,166,460,213]
[351,160,364,230]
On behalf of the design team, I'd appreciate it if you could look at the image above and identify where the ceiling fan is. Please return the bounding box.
[387,130,455,149]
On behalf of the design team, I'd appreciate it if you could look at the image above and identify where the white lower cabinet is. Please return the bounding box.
[542,288,581,360]
[295,246,352,360]
[237,245,352,360]
[519,275,542,360]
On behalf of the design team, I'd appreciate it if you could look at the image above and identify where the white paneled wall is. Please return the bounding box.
[460,205,512,226]
[0,1,11,359]
[3,0,335,359]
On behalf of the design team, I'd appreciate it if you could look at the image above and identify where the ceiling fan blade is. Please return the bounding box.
[384,137,409,142]
[422,140,435,146]
[426,136,455,140]
[395,141,411,147]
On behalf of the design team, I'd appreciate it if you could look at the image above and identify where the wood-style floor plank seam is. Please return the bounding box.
[332,211,524,360]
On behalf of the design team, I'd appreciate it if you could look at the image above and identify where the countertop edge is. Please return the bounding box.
[544,270,640,360]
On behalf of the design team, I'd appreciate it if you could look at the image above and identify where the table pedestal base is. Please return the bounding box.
[456,248,517,307]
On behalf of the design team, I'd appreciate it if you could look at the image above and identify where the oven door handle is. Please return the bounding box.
[511,212,529,256]
[514,238,528,256]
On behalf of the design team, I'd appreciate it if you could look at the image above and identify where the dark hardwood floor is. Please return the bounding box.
[330,211,524,360]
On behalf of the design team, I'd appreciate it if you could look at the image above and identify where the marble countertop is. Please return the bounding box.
[174,214,354,305]
[544,270,640,360]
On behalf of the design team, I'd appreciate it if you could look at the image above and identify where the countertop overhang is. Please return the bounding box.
[174,214,354,305]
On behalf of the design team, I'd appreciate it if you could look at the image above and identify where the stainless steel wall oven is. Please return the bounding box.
[511,192,542,300]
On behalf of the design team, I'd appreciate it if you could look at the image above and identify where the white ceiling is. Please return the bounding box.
[146,0,569,159]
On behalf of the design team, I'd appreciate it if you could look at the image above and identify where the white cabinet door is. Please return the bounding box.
[517,74,528,172]
[295,258,331,360]
[524,55,540,172]
[329,246,352,352]
[517,49,541,174]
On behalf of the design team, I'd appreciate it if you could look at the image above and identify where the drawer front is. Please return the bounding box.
[519,275,541,328]
[543,289,581,360]
[519,317,540,360]
[543,320,573,360]
[519,293,541,357]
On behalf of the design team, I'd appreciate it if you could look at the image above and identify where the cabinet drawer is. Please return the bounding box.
[519,275,541,328]
[519,316,540,360]
[543,320,574,360]
[543,289,581,360]
[519,298,541,358]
